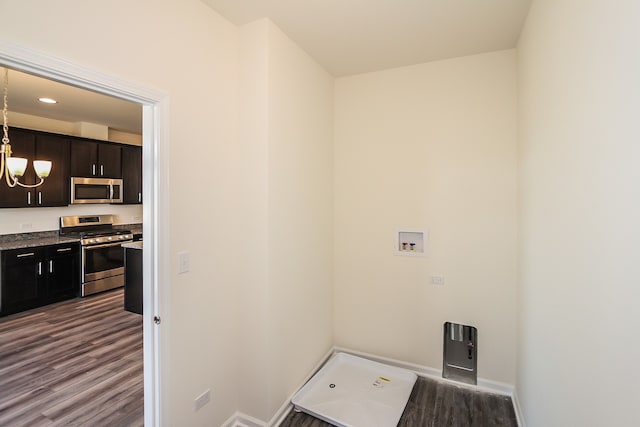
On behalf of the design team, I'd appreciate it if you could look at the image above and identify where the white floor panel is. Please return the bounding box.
[292,352,417,427]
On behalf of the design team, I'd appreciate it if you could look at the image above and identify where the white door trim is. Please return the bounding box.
[0,39,169,426]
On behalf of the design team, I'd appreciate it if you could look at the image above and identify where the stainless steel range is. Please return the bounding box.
[59,215,133,296]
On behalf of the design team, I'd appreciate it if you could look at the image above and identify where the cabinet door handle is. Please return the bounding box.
[56,247,73,253]
[38,192,42,205]
[49,260,54,273]
[27,192,31,205]
[17,252,35,258]
[138,192,142,203]
[92,164,96,175]
[100,165,104,176]
[38,262,42,276]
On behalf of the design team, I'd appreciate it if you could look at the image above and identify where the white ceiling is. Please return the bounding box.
[2,67,142,135]
[202,0,533,76]
[2,2,532,134]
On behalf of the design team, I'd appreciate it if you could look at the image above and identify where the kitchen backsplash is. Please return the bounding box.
[0,204,143,235]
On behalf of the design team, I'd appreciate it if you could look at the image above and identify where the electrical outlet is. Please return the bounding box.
[20,223,32,231]
[430,275,445,285]
[194,389,211,411]
[178,251,190,274]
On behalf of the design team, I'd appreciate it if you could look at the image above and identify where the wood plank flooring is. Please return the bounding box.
[281,375,518,427]
[1,290,518,426]
[0,289,144,426]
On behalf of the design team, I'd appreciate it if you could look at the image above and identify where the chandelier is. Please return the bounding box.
[0,68,52,188]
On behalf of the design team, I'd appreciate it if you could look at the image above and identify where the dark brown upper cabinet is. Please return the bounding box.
[0,128,70,208]
[70,139,122,178]
[34,134,71,207]
[121,145,142,204]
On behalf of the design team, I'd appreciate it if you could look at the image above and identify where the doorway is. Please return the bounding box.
[0,42,166,426]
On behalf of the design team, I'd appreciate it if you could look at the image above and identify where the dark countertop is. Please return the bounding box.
[0,231,80,251]
[0,223,142,251]
[117,223,142,235]
[122,241,143,250]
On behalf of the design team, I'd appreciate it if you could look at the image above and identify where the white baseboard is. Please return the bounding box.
[222,347,335,427]
[221,411,267,427]
[512,388,526,427]
[268,347,335,426]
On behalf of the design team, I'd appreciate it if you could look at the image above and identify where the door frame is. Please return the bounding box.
[0,40,168,426]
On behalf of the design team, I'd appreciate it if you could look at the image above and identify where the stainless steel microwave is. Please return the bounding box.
[70,177,123,204]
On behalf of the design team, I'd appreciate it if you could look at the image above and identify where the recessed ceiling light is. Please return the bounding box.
[38,97,58,104]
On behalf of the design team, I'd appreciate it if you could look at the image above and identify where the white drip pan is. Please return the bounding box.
[291,352,417,427]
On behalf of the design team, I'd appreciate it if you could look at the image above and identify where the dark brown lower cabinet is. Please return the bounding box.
[124,246,143,314]
[0,243,80,316]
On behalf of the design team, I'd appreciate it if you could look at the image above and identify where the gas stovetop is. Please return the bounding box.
[65,230,133,246]
[59,214,133,246]
[77,231,133,246]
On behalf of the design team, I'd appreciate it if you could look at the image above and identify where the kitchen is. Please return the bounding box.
[0,67,145,425]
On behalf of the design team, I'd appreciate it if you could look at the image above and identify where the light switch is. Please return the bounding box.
[178,251,190,274]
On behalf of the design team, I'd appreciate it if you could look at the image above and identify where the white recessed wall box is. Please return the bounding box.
[395,228,428,257]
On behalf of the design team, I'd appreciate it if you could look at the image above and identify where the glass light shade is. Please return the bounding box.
[6,157,27,177]
[33,160,52,178]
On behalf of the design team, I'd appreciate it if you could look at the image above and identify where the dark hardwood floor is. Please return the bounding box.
[281,375,518,427]
[0,289,144,426]
[0,289,517,426]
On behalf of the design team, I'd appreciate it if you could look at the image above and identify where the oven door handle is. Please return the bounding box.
[84,241,132,250]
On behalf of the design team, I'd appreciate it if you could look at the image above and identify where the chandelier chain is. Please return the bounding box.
[3,68,9,145]
[0,67,51,188]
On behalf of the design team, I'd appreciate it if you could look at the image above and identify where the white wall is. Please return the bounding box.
[10,111,143,145]
[517,0,640,425]
[0,205,142,235]
[237,19,334,422]
[236,17,271,421]
[265,20,334,419]
[10,112,76,138]
[0,0,241,425]
[334,50,518,384]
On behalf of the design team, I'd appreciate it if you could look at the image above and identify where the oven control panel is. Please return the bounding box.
[81,233,133,246]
